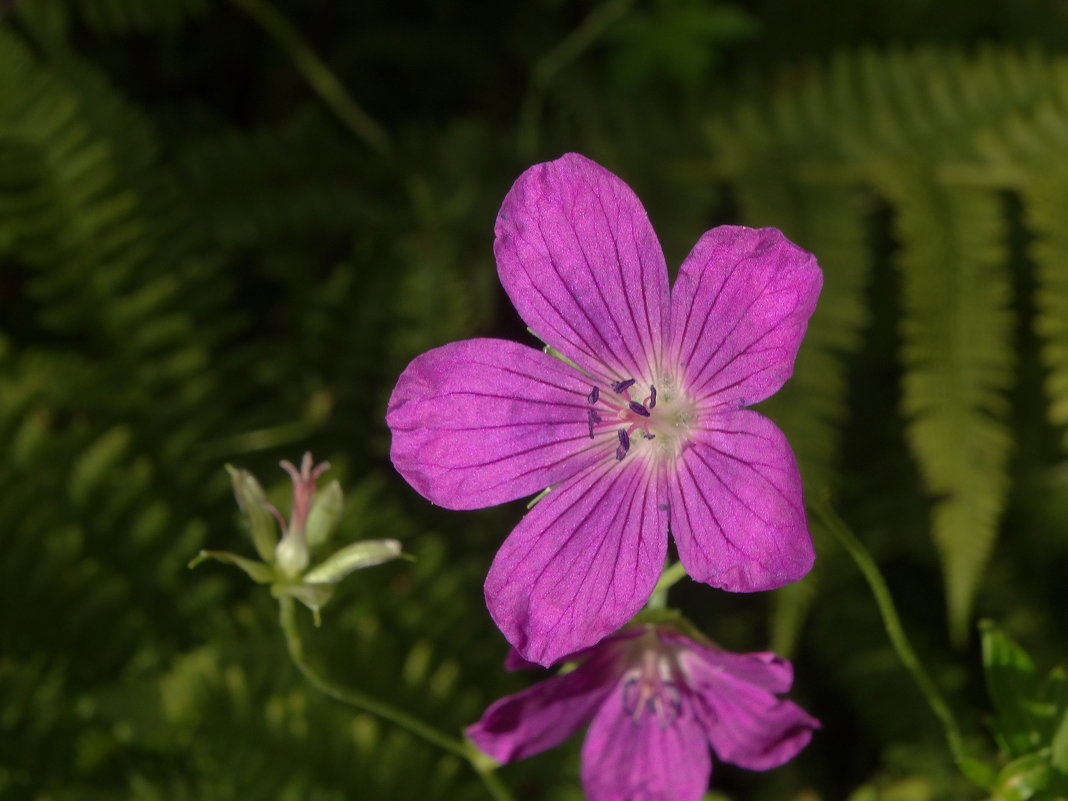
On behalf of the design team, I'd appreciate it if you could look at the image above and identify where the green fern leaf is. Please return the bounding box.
[1028,172,1068,446]
[883,174,1014,644]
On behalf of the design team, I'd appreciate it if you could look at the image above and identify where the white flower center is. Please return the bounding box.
[584,374,697,463]
[620,638,684,728]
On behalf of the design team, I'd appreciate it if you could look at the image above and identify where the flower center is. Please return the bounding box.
[621,648,682,728]
[585,375,697,463]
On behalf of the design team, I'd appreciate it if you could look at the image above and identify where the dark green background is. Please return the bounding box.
[3,1,1067,799]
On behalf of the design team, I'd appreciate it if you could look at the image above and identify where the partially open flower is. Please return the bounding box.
[467,622,819,801]
[190,453,403,622]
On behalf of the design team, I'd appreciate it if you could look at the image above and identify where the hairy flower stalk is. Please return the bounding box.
[388,153,822,665]
[467,622,819,801]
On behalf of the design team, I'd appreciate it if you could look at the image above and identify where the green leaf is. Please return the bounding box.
[1049,709,1068,778]
[990,752,1052,801]
[981,620,1042,757]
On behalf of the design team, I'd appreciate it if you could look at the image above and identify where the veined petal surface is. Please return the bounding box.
[684,651,819,771]
[485,458,667,666]
[465,646,620,762]
[669,226,821,408]
[387,338,599,510]
[669,410,812,592]
[495,153,670,386]
[581,682,711,801]
[661,636,795,695]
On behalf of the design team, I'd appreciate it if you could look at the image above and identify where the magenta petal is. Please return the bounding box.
[581,680,711,801]
[485,459,668,666]
[466,646,621,763]
[670,410,813,592]
[387,338,602,510]
[684,650,820,771]
[503,647,547,672]
[669,226,821,407]
[672,643,795,695]
[495,153,670,385]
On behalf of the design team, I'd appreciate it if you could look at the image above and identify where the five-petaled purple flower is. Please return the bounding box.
[387,153,822,665]
[467,624,820,801]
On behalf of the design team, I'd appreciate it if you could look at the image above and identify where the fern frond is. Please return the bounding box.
[887,175,1013,644]
[705,47,1063,642]
[979,73,1068,449]
[1027,171,1068,445]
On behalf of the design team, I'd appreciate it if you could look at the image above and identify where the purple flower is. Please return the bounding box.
[387,153,822,665]
[467,624,819,801]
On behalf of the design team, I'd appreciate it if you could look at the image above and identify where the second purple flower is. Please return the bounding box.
[388,153,822,665]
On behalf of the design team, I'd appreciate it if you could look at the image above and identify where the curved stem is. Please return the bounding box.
[229,0,392,157]
[277,597,515,801]
[517,0,632,157]
[810,498,969,767]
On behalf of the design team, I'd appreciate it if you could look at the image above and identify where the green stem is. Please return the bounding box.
[229,0,392,157]
[277,597,515,801]
[811,498,969,768]
[647,560,688,610]
[517,0,632,157]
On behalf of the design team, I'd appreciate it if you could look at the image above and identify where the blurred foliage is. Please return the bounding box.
[2,0,1068,799]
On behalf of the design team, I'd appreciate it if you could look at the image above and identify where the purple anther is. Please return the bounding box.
[612,378,636,394]
[629,401,651,418]
[587,386,600,404]
[615,429,630,460]
[587,409,598,439]
[648,385,657,408]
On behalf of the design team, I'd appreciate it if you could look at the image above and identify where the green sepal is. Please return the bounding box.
[226,465,278,562]
[628,608,710,646]
[303,539,402,584]
[981,620,1042,756]
[525,327,589,375]
[188,550,275,584]
[526,486,552,509]
[464,736,500,772]
[989,752,1052,801]
[272,582,335,626]
[305,479,343,549]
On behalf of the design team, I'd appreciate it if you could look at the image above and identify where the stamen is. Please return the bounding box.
[612,378,636,394]
[628,401,650,418]
[587,409,600,439]
[648,385,657,409]
[587,386,599,404]
[615,429,630,460]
